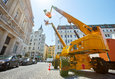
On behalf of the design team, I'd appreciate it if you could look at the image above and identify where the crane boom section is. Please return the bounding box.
[52,6,92,35]
[51,23,66,47]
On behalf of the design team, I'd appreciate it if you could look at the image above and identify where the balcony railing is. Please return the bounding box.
[0,3,24,39]
[0,0,7,10]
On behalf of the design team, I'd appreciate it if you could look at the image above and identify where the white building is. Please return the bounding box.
[26,25,45,61]
[55,24,115,56]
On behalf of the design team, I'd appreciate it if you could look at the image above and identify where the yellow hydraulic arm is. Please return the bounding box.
[44,5,109,54]
[44,20,66,47]
[44,5,93,35]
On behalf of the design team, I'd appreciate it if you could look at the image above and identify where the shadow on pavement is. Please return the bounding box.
[63,70,115,79]
[0,67,18,72]
[50,68,59,71]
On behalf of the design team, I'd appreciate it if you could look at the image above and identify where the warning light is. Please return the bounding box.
[45,12,52,18]
[44,9,52,18]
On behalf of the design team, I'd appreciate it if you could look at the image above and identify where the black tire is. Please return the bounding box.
[53,59,59,69]
[3,66,8,71]
[59,57,69,77]
[52,60,54,66]
[16,63,19,67]
[91,57,108,74]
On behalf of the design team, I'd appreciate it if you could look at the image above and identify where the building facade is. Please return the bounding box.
[43,44,49,60]
[55,24,115,56]
[47,45,55,59]
[26,25,45,61]
[0,0,34,55]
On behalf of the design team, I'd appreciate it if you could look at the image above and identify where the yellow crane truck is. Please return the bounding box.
[44,6,110,77]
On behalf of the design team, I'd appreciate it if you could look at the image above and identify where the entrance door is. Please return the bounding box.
[0,46,7,55]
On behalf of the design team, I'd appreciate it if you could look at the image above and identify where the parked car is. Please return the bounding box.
[21,58,33,65]
[32,59,37,64]
[0,55,19,70]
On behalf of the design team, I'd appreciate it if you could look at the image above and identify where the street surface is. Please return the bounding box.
[0,62,115,79]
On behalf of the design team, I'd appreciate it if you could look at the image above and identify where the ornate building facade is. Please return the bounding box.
[0,0,34,55]
[43,44,49,60]
[47,45,55,59]
[26,25,45,61]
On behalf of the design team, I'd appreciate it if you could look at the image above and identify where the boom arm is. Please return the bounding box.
[45,6,93,35]
[44,20,66,47]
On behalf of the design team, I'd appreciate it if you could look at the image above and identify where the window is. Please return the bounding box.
[5,36,11,45]
[33,47,34,50]
[29,47,31,50]
[61,35,63,38]
[108,34,110,37]
[73,45,77,50]
[70,35,72,38]
[68,35,69,38]
[58,40,60,44]
[68,40,69,43]
[58,46,59,49]
[30,39,32,42]
[105,34,107,37]
[65,35,66,38]
[30,43,31,45]
[14,9,22,23]
[2,0,8,4]
[71,40,72,42]
[13,42,18,53]
[74,35,76,38]
[65,40,67,44]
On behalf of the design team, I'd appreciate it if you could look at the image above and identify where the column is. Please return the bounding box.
[5,37,16,55]
[0,31,8,52]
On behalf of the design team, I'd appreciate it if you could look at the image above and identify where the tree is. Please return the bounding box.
[16,54,22,58]
[25,53,30,57]
[48,55,52,58]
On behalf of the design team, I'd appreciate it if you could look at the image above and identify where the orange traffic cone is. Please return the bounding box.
[48,64,51,70]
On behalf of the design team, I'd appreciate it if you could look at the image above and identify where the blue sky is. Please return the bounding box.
[30,0,115,46]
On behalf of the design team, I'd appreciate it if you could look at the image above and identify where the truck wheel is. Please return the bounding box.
[54,59,58,69]
[59,57,69,77]
[91,57,108,74]
[52,60,54,66]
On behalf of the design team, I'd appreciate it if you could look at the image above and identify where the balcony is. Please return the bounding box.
[0,0,7,10]
[0,3,24,39]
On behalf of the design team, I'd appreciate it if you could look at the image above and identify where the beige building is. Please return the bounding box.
[43,44,49,60]
[47,45,55,59]
[0,0,34,55]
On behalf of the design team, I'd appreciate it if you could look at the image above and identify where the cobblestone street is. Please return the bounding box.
[0,62,115,79]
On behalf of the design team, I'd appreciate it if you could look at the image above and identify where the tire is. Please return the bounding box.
[59,57,69,77]
[53,59,59,69]
[16,63,19,67]
[3,66,8,71]
[91,57,108,74]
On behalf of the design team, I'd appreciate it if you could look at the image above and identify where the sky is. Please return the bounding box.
[30,0,115,46]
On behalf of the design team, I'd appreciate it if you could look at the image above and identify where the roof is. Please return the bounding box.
[39,25,43,30]
[57,24,115,30]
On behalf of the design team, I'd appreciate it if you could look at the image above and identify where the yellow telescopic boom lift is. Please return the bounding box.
[44,6,109,77]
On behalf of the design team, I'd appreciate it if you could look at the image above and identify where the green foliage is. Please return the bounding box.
[48,55,52,58]
[16,54,22,58]
[25,53,29,57]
